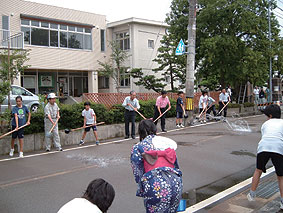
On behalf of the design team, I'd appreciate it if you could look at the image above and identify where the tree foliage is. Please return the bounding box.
[152,0,282,92]
[0,49,30,110]
[97,42,129,93]
[130,68,166,92]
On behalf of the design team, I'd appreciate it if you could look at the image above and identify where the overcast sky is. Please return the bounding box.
[26,0,172,22]
[27,0,282,35]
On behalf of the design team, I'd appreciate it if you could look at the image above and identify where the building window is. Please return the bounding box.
[148,39,154,49]
[98,76,109,89]
[20,19,92,50]
[50,30,58,47]
[116,32,130,50]
[21,27,30,44]
[120,72,130,87]
[101,29,105,52]
[31,28,49,46]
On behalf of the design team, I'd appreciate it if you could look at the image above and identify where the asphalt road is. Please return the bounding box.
[0,114,265,213]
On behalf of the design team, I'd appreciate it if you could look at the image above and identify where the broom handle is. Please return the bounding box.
[217,101,230,115]
[128,104,147,120]
[0,123,29,140]
[71,122,105,132]
[49,117,59,133]
[154,107,170,123]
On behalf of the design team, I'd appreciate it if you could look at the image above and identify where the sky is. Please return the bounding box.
[26,0,172,22]
[27,0,282,36]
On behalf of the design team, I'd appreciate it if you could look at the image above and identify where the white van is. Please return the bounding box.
[0,85,40,113]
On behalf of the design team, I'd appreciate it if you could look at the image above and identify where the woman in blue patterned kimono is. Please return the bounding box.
[130,119,183,213]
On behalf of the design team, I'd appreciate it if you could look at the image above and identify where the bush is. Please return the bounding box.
[243,102,255,108]
[2,98,179,135]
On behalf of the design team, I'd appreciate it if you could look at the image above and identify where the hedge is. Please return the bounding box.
[22,99,177,135]
[4,99,255,135]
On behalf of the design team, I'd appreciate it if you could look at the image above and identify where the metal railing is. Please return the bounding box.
[0,29,24,49]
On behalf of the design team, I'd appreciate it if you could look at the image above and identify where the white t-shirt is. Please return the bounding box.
[257,119,283,156]
[254,88,259,95]
[57,198,102,213]
[199,95,208,109]
[219,93,229,102]
[82,109,95,125]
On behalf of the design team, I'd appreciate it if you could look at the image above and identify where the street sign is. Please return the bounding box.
[175,39,185,55]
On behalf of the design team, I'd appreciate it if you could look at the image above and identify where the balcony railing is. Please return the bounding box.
[0,29,24,49]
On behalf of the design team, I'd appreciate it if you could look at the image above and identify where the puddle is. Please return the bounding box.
[231,150,256,157]
[66,154,128,167]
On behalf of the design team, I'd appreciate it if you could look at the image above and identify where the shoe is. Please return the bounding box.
[79,140,84,145]
[176,124,180,128]
[203,120,207,123]
[46,149,50,152]
[247,192,255,202]
[125,136,129,139]
[131,135,136,139]
[19,152,24,158]
[162,129,167,132]
[280,201,283,210]
[9,149,14,157]
[96,141,100,145]
[58,148,63,151]
[180,124,185,128]
[200,121,203,124]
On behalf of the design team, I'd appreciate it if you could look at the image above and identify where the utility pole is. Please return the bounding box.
[185,0,197,123]
[268,0,272,103]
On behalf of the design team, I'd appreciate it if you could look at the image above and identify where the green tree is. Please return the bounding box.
[0,49,30,110]
[157,0,282,92]
[97,41,129,93]
[130,68,166,92]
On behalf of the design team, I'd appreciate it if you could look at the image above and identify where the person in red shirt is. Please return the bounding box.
[153,91,171,132]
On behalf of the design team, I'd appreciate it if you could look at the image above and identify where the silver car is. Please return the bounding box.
[0,85,40,113]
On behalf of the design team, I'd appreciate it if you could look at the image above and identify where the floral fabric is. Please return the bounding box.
[131,135,183,213]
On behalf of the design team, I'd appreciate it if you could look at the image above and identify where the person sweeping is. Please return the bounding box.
[9,96,31,158]
[44,93,62,152]
[79,102,99,145]
[247,104,283,210]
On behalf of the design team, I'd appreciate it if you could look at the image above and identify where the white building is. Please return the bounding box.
[1,0,179,98]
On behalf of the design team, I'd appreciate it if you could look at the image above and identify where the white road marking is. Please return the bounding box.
[0,114,263,162]
[182,167,275,213]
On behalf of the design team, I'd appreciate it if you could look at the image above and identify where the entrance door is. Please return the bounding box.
[58,77,68,97]
[74,77,82,97]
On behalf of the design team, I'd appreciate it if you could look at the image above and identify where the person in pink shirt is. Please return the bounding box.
[153,91,171,132]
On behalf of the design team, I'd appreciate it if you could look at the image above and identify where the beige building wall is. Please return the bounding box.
[107,18,181,94]
[0,0,108,95]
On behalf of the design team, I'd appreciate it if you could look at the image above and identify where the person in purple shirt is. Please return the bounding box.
[153,91,171,132]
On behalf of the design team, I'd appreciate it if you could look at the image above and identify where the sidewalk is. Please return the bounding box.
[185,167,282,212]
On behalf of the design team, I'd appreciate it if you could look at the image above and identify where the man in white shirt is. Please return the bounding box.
[122,91,140,139]
[253,86,260,105]
[218,89,230,117]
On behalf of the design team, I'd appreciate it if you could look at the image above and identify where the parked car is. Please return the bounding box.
[0,85,40,113]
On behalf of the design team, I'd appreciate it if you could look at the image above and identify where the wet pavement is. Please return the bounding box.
[0,114,271,213]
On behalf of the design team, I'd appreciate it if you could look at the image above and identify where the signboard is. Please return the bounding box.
[39,73,54,87]
[175,39,185,55]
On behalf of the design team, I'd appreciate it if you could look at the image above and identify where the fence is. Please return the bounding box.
[0,30,24,49]
[83,91,221,108]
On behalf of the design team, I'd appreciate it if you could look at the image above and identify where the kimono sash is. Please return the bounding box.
[142,148,176,173]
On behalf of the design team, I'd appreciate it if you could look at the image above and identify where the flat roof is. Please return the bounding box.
[107,17,168,28]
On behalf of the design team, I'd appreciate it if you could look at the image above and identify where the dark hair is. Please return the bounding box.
[130,90,136,95]
[82,178,115,213]
[178,91,184,95]
[161,90,167,95]
[263,104,281,119]
[84,101,91,106]
[138,119,157,141]
[15,96,22,101]
[202,90,208,96]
